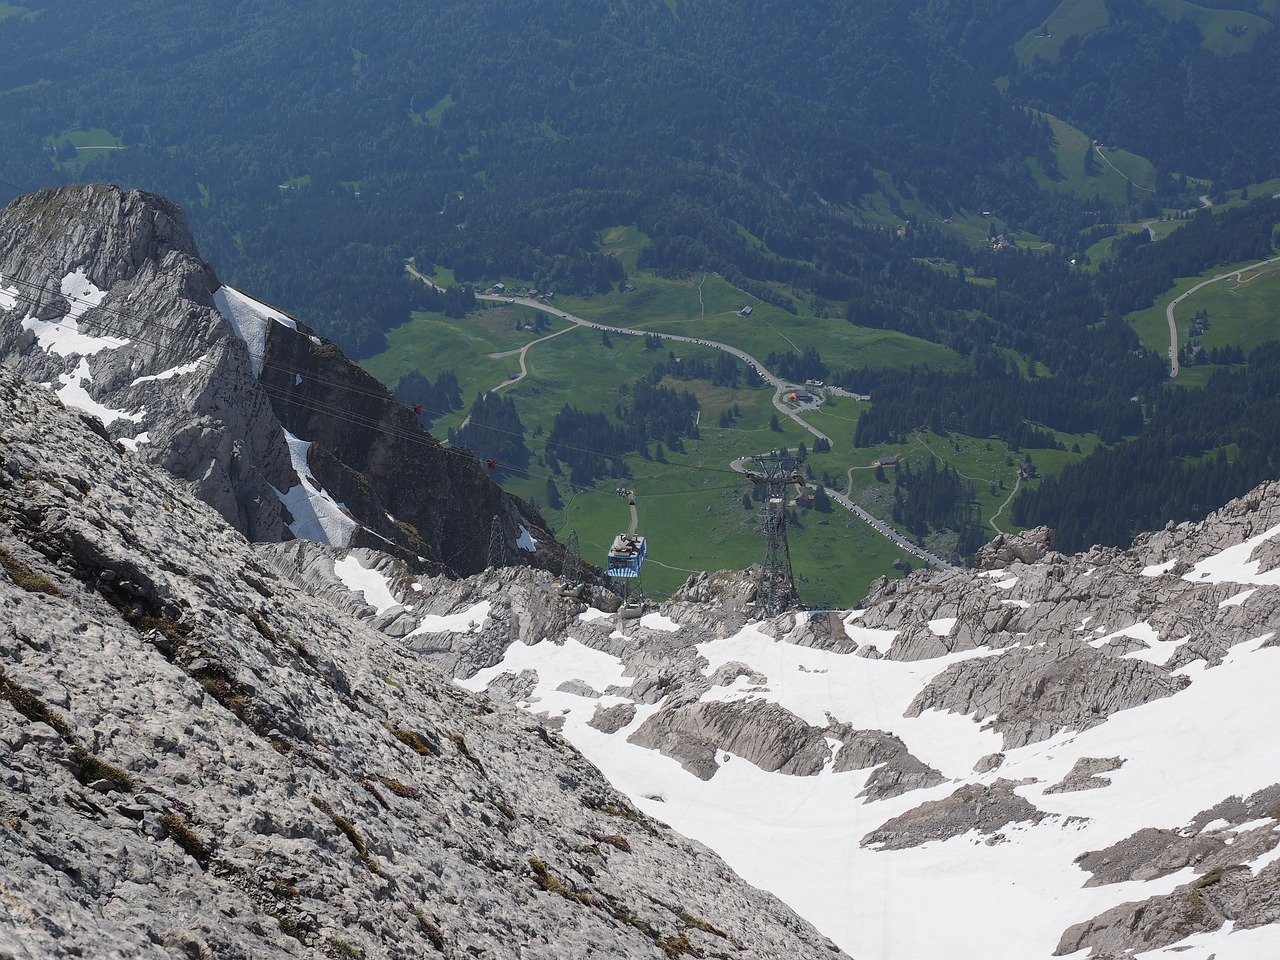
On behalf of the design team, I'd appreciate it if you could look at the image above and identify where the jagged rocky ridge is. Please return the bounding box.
[0,366,845,959]
[0,184,558,577]
[283,482,1280,957]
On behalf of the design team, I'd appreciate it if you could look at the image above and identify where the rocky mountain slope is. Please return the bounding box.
[0,365,844,959]
[0,184,558,577]
[6,183,1280,959]
[282,484,1280,958]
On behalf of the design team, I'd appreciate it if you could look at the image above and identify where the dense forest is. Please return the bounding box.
[892,458,988,562]
[1012,342,1280,551]
[447,393,530,477]
[1,0,1276,356]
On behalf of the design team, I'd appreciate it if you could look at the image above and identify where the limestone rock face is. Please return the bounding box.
[627,699,832,781]
[862,781,1046,851]
[1055,862,1280,958]
[0,184,559,577]
[1043,756,1124,795]
[0,366,844,960]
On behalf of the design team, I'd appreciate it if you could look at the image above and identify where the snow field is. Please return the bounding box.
[461,606,1280,959]
[271,429,357,547]
[214,285,297,378]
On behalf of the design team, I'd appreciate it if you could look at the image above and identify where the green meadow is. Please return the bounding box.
[361,251,1117,604]
[1126,255,1280,365]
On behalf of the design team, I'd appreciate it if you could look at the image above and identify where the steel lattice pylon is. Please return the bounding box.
[557,529,586,597]
[750,452,801,617]
[487,514,509,569]
[561,529,581,586]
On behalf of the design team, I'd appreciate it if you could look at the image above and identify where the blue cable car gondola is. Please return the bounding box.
[606,533,646,578]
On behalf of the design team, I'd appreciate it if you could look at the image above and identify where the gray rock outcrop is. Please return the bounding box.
[863,781,1046,851]
[0,366,845,959]
[627,700,832,780]
[0,184,561,578]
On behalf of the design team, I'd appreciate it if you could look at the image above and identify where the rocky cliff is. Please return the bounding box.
[0,184,558,577]
[0,365,844,959]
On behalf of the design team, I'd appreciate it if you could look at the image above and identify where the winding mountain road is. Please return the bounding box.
[476,294,830,444]
[462,291,955,569]
[1164,253,1280,378]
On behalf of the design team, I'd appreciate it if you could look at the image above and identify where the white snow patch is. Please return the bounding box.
[55,358,144,426]
[639,612,680,632]
[996,577,1018,589]
[130,357,206,386]
[294,374,302,386]
[459,636,632,703]
[577,607,610,623]
[1090,621,1158,649]
[515,524,537,552]
[270,429,357,547]
[1142,559,1176,577]
[407,600,491,636]
[0,277,18,311]
[844,624,898,647]
[1219,588,1257,608]
[1182,522,1280,586]
[22,270,128,357]
[1001,598,1031,609]
[696,625,1000,777]
[928,617,957,637]
[213,285,298,377]
[1133,920,1280,960]
[119,431,151,452]
[60,268,108,318]
[333,555,400,615]
[1201,817,1230,833]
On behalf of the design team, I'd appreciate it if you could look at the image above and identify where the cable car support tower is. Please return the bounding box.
[747,453,803,618]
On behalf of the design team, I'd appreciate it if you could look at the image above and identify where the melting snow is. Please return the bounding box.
[1219,588,1256,608]
[0,276,18,311]
[1143,559,1177,577]
[1182,522,1280,586]
[639,612,680,632]
[460,612,1280,960]
[118,431,151,453]
[270,429,357,547]
[130,357,207,386]
[1132,919,1280,959]
[22,269,128,357]
[406,600,491,636]
[927,616,957,636]
[515,524,537,552]
[577,607,609,623]
[333,555,400,615]
[55,358,144,427]
[459,636,631,701]
[214,285,298,377]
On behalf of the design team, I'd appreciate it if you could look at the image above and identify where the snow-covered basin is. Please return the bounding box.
[461,612,1280,959]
